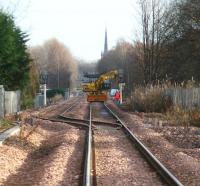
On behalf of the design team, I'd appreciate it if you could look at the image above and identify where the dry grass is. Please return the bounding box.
[131,80,200,113]
[131,85,172,112]
[131,82,200,133]
[166,107,200,128]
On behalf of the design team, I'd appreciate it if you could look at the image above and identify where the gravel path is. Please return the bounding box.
[106,100,200,186]
[0,97,86,186]
[4,97,198,185]
[0,121,85,186]
[92,102,166,186]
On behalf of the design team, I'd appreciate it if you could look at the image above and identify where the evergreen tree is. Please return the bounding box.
[0,10,30,90]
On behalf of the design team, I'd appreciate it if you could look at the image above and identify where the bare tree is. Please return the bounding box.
[29,46,47,75]
[29,38,78,90]
[139,0,167,84]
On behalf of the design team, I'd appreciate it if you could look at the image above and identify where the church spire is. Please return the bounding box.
[104,28,108,54]
[101,28,108,58]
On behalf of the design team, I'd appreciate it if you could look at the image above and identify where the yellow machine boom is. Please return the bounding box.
[82,70,118,102]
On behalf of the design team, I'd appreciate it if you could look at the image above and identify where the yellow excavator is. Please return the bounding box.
[82,70,118,102]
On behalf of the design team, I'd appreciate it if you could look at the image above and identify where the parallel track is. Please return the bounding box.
[30,99,183,186]
[24,97,87,139]
[83,102,183,186]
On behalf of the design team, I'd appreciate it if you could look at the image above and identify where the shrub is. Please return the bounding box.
[46,89,65,98]
[131,85,173,112]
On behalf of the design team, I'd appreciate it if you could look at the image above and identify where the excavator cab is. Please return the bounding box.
[101,80,111,90]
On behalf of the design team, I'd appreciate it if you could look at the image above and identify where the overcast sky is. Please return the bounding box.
[1,0,140,61]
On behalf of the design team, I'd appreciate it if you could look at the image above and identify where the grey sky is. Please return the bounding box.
[1,0,140,61]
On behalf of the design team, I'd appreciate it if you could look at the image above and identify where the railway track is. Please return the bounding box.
[24,98,184,185]
[0,98,187,186]
[83,102,183,186]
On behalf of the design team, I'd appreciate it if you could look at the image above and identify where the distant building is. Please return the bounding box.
[101,28,108,58]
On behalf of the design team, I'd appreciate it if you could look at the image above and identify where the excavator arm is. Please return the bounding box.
[94,70,118,91]
[82,70,118,102]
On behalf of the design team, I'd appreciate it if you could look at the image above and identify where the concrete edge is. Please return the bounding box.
[0,125,21,146]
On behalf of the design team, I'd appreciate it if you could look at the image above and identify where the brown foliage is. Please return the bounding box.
[29,38,77,89]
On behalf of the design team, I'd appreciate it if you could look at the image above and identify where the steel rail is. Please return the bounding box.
[60,97,82,116]
[58,115,121,127]
[57,115,88,126]
[35,116,89,128]
[93,120,121,127]
[83,103,92,186]
[104,103,183,186]
[58,115,88,124]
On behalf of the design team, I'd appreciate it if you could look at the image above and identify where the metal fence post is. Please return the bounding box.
[44,84,47,106]
[0,85,5,118]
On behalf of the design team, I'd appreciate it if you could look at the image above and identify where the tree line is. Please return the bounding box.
[1,0,199,106]
[97,0,200,94]
[0,9,78,108]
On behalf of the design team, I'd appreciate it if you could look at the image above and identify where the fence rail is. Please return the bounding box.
[165,88,200,109]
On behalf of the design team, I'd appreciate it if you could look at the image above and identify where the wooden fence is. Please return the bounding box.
[165,88,200,109]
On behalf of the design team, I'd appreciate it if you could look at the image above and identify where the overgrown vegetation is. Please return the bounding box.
[131,85,172,112]
[132,83,200,131]
[21,62,39,109]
